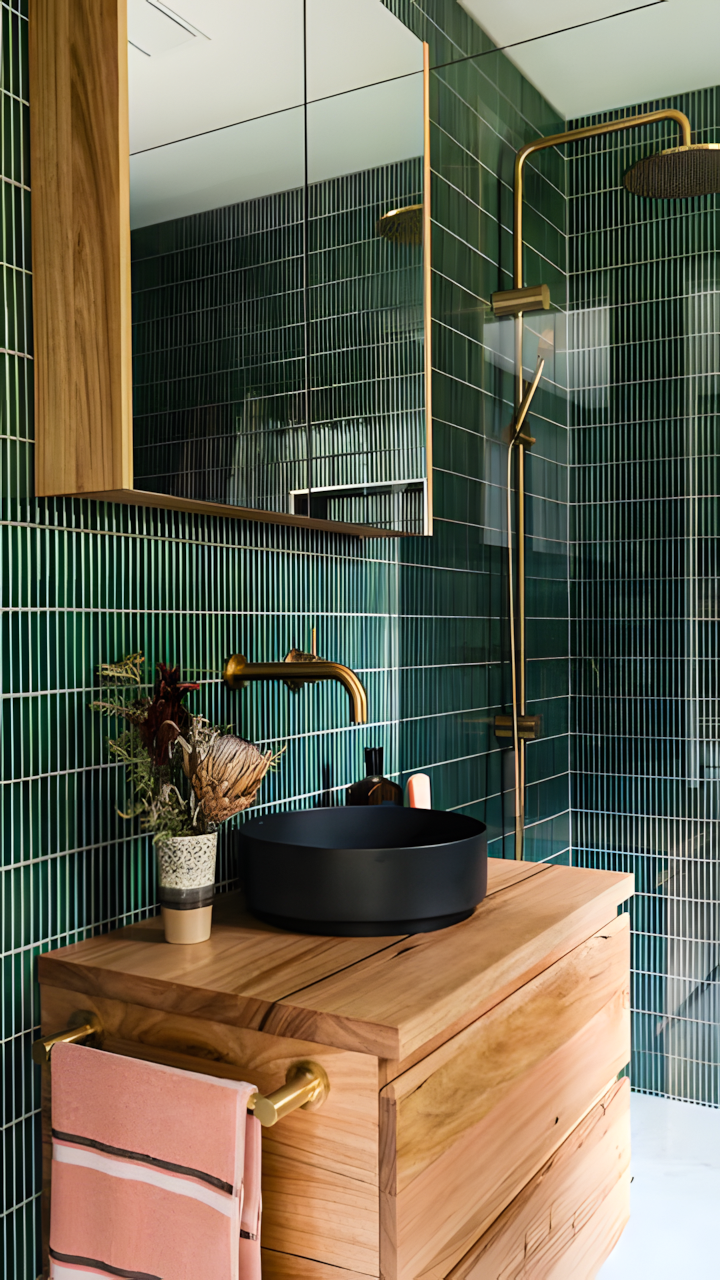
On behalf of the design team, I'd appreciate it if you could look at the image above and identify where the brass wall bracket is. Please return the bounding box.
[32,1016,329,1128]
[248,1061,330,1128]
[491,283,550,318]
[495,714,541,742]
[32,1011,102,1064]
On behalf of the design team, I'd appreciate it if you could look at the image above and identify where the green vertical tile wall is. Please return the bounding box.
[569,89,720,1104]
[389,0,570,857]
[1,1,569,1274]
[132,187,308,512]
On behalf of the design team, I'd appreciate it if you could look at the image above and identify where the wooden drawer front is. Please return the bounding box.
[380,916,630,1280]
[41,988,380,1277]
[450,1078,630,1279]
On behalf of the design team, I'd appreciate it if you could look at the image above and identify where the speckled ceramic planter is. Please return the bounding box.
[156,832,217,944]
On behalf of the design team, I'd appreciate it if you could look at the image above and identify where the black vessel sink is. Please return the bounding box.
[238,806,487,936]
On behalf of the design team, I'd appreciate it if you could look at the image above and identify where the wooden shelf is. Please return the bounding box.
[56,488,410,538]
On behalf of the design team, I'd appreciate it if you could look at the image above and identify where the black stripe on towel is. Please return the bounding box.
[51,1129,234,1195]
[49,1247,162,1279]
[240,1230,258,1241]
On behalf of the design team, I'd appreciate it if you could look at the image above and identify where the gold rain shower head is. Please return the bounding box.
[624,143,720,198]
[376,203,423,245]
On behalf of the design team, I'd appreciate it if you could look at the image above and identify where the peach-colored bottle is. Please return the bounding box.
[405,773,431,809]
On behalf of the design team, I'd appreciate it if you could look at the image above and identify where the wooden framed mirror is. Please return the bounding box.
[29,0,432,537]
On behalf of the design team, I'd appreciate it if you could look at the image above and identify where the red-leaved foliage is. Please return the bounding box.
[137,663,200,768]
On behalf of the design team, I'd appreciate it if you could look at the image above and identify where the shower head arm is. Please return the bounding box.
[513,108,692,288]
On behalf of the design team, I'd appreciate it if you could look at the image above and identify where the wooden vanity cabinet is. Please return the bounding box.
[38,858,633,1279]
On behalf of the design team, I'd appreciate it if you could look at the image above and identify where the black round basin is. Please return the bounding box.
[238,806,487,936]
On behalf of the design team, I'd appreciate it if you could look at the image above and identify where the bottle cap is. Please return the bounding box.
[364,746,383,776]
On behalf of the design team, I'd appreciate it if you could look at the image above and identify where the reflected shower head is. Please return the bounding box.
[376,204,423,245]
[625,144,720,198]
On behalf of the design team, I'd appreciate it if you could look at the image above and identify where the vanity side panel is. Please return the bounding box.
[29,0,133,496]
[40,988,380,1277]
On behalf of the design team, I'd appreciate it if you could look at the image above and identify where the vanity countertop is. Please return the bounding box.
[39,857,633,1065]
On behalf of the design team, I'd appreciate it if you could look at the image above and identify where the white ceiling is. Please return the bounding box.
[458,0,720,119]
[128,0,423,227]
[130,77,423,227]
[128,0,422,151]
[128,0,304,153]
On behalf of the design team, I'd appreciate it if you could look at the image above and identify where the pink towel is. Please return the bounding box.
[49,1041,261,1280]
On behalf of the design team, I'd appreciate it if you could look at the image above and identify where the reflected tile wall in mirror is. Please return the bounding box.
[132,154,427,531]
[306,154,426,531]
[132,184,309,512]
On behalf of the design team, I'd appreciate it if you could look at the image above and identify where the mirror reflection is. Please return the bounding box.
[128,0,429,533]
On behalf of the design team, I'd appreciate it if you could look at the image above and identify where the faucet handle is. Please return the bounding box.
[284,647,323,692]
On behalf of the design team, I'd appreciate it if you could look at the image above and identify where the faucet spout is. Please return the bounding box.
[223,654,368,725]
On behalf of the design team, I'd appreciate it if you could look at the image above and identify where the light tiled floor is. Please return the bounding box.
[599,1092,720,1278]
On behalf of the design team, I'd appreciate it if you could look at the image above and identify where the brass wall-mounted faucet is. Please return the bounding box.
[223,653,368,725]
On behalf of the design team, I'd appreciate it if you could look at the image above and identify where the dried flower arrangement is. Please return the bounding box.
[92,653,279,841]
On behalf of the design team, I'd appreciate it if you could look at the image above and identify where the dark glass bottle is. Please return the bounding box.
[346,747,403,807]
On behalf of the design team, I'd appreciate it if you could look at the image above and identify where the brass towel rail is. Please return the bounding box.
[32,1015,330,1127]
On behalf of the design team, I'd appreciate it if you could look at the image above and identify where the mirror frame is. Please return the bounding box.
[29,0,432,538]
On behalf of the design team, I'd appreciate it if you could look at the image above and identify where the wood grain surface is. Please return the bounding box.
[383,914,629,1193]
[38,861,633,1060]
[30,0,133,496]
[380,970,630,1277]
[449,1078,630,1279]
[261,1249,374,1279]
[262,864,633,1061]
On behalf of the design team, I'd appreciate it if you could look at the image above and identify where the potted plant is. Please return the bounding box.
[93,654,277,943]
